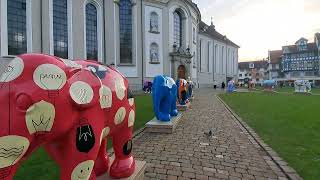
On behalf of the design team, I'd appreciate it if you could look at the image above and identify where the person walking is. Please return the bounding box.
[213,80,217,90]
[221,82,225,89]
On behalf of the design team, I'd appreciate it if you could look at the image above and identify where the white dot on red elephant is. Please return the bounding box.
[114,107,126,125]
[99,85,112,109]
[99,127,110,144]
[25,100,56,134]
[70,81,94,105]
[115,78,126,100]
[128,109,135,127]
[0,57,24,82]
[33,64,67,90]
[71,160,94,180]
[0,136,30,169]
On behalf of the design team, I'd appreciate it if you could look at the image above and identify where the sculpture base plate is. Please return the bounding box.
[177,102,190,111]
[145,114,182,133]
[97,156,146,180]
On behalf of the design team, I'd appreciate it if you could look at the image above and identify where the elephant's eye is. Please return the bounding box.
[16,93,33,111]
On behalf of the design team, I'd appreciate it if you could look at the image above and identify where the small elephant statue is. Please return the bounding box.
[176,79,189,105]
[186,78,193,99]
[0,54,136,180]
[227,80,236,93]
[152,75,178,121]
[263,80,276,91]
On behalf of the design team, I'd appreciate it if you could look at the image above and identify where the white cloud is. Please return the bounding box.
[194,0,320,61]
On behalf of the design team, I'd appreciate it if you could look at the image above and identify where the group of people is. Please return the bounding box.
[213,80,226,90]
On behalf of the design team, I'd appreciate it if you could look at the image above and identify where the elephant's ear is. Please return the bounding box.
[67,69,100,109]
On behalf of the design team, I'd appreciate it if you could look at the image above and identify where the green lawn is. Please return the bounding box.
[14,94,154,180]
[254,86,320,94]
[220,93,320,180]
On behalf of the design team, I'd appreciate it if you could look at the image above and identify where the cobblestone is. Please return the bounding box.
[132,88,291,179]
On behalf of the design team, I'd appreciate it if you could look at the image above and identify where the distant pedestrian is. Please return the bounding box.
[221,82,225,89]
[213,80,217,89]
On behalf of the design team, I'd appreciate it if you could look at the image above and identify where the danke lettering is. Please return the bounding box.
[40,73,63,80]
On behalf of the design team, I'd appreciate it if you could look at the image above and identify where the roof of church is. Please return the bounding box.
[199,21,240,48]
[269,50,283,64]
[238,60,268,70]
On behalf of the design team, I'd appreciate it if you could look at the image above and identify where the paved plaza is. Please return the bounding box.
[132,88,289,180]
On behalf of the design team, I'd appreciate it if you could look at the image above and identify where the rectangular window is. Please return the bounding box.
[53,0,68,59]
[7,0,27,55]
[120,0,133,64]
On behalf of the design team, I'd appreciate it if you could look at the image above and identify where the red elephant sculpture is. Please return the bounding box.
[0,53,136,180]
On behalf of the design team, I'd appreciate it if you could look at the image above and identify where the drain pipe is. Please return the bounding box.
[140,0,144,90]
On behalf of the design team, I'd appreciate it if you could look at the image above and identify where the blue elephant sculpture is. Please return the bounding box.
[227,80,236,93]
[152,75,179,121]
[263,80,276,90]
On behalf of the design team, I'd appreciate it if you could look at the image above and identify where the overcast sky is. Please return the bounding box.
[193,0,320,62]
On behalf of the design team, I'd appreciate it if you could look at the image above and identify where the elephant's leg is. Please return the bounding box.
[93,139,109,177]
[45,125,101,180]
[109,128,135,178]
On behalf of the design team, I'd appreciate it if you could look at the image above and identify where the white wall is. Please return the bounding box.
[144,5,163,77]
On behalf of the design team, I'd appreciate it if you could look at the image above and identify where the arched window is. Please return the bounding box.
[149,12,159,33]
[53,0,68,58]
[85,3,98,60]
[173,11,182,48]
[7,0,27,55]
[119,0,133,64]
[150,42,159,63]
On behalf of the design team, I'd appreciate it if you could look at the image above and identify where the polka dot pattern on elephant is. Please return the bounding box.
[114,107,126,125]
[71,160,94,180]
[100,127,110,144]
[25,100,56,134]
[0,57,24,82]
[99,85,112,109]
[70,81,94,105]
[115,78,126,100]
[33,64,67,90]
[128,110,135,127]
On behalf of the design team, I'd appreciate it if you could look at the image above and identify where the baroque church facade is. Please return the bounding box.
[0,0,239,90]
